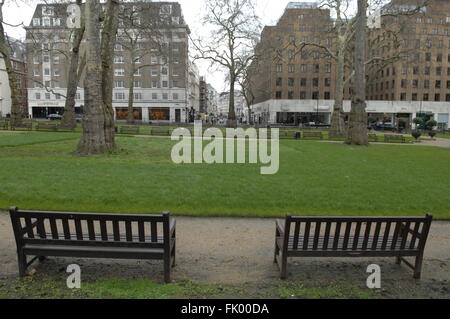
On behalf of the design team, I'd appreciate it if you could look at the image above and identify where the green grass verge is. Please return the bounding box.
[0,275,237,299]
[277,282,375,299]
[0,132,449,218]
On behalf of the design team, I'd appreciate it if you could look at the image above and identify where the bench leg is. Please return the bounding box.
[395,256,401,265]
[413,254,424,279]
[17,250,27,277]
[171,241,176,268]
[163,254,171,283]
[280,253,288,280]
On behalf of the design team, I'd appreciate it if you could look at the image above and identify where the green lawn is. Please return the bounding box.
[0,131,449,218]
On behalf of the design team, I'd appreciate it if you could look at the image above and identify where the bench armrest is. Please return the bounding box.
[170,219,176,237]
[276,219,285,235]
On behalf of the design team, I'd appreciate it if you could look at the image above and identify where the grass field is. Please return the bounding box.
[0,131,449,218]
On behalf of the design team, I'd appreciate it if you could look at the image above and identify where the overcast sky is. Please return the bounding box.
[2,0,325,92]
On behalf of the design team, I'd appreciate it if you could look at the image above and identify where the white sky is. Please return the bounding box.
[3,0,303,92]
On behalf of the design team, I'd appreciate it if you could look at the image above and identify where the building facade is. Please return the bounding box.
[25,1,195,123]
[249,0,450,128]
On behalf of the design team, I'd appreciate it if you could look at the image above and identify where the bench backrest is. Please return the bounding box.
[282,214,432,252]
[304,132,322,137]
[120,126,140,133]
[9,207,171,249]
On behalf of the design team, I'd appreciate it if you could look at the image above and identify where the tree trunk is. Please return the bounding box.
[330,49,346,135]
[101,0,119,150]
[127,61,135,124]
[61,11,85,129]
[346,0,368,145]
[77,0,108,155]
[0,5,22,125]
[227,75,237,127]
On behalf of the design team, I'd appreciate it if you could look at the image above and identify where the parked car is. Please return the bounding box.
[75,114,83,122]
[47,114,62,121]
[374,122,395,131]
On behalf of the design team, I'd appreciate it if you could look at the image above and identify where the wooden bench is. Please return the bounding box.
[384,134,406,143]
[151,128,171,136]
[274,214,432,279]
[368,133,378,142]
[11,123,32,131]
[328,132,346,140]
[9,207,176,283]
[36,123,58,132]
[279,130,299,139]
[120,126,140,134]
[302,131,323,140]
[57,124,76,132]
[0,121,9,130]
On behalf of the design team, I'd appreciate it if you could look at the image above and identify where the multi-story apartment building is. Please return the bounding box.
[366,0,450,128]
[217,91,245,123]
[187,60,200,121]
[249,1,450,128]
[0,37,27,118]
[26,1,194,123]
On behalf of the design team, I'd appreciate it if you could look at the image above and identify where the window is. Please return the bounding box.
[53,56,60,64]
[134,93,142,100]
[114,44,124,51]
[400,93,406,101]
[114,56,124,64]
[161,67,168,75]
[299,78,306,87]
[53,69,60,77]
[162,81,168,88]
[173,93,179,100]
[55,93,61,100]
[134,69,141,76]
[325,64,331,73]
[149,108,169,121]
[312,91,319,99]
[33,56,40,64]
[162,93,168,100]
[173,80,179,88]
[115,80,124,88]
[401,79,407,88]
[151,68,158,76]
[152,80,157,88]
[35,93,41,100]
[423,93,429,101]
[115,92,125,100]
[435,80,441,89]
[114,68,125,76]
[325,78,331,87]
[424,80,430,89]
[288,64,295,73]
[43,55,50,63]
[53,18,61,26]
[435,94,440,102]
[437,54,443,62]
[288,91,294,99]
[312,78,319,87]
[425,66,430,75]
[301,64,307,73]
[300,91,306,99]
[288,78,294,87]
[275,91,282,99]
[42,17,51,27]
[45,93,51,100]
[134,80,141,88]
[34,69,40,76]
[276,78,282,86]
[152,93,158,100]
[42,6,54,16]
[324,92,331,100]
[313,64,319,73]
[436,67,442,76]
[276,64,282,73]
[151,56,158,64]
[44,68,50,76]
[33,18,40,26]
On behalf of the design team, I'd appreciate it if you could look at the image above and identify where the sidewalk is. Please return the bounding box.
[1,212,449,287]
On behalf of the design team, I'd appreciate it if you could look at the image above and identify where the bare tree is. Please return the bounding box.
[100,0,119,150]
[346,0,368,145]
[116,3,163,124]
[191,0,261,127]
[60,0,85,129]
[77,0,107,154]
[0,0,23,124]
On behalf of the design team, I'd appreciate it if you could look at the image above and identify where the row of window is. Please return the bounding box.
[375,66,450,78]
[371,79,450,91]
[276,77,332,87]
[32,17,61,27]
[398,93,450,102]
[276,63,332,73]
[275,91,332,100]
[114,79,181,88]
[114,92,180,101]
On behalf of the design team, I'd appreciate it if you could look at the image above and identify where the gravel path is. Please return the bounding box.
[1,211,449,298]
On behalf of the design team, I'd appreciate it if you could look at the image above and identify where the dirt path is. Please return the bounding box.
[0,212,449,298]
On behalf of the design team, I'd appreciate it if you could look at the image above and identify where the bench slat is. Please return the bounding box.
[323,222,331,250]
[332,222,341,250]
[400,222,410,250]
[302,221,311,250]
[113,221,120,241]
[87,220,96,241]
[362,222,372,250]
[391,222,401,250]
[409,222,421,250]
[100,220,108,241]
[62,218,71,239]
[49,217,59,240]
[313,222,321,250]
[292,221,300,250]
[151,221,158,243]
[352,222,361,250]
[138,221,145,242]
[372,222,382,250]
[24,217,35,238]
[381,222,391,250]
[342,222,351,250]
[125,221,133,242]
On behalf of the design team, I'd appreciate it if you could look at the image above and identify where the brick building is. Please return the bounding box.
[25,1,194,123]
